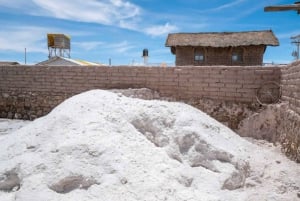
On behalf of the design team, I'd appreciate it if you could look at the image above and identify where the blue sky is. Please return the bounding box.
[0,0,299,65]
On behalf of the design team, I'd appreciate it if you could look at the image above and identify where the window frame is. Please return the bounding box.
[194,48,205,64]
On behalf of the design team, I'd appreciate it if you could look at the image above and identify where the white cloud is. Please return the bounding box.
[0,0,178,37]
[0,25,93,54]
[213,0,246,11]
[0,0,30,9]
[0,0,142,33]
[0,0,141,28]
[119,19,140,31]
[106,41,135,53]
[197,0,246,13]
[0,26,48,53]
[73,41,104,51]
[144,23,178,37]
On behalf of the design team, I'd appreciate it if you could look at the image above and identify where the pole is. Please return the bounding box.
[291,35,300,60]
[25,48,27,64]
[297,42,299,60]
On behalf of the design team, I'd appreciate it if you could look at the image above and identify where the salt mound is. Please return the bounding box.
[0,90,299,201]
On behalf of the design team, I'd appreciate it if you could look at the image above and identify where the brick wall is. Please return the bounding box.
[281,61,300,114]
[0,65,281,99]
[279,61,300,162]
[175,45,265,66]
[175,47,194,66]
[0,65,280,119]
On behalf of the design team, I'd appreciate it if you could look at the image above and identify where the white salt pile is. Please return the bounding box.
[0,90,299,201]
[0,119,29,138]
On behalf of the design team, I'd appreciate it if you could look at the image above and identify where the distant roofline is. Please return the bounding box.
[167,29,274,35]
[36,56,103,66]
[0,61,20,65]
[165,30,279,47]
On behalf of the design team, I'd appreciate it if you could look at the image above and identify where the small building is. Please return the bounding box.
[0,61,19,66]
[165,30,279,66]
[36,56,103,66]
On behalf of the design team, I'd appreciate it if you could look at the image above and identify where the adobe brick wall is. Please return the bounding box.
[175,45,265,66]
[0,65,281,120]
[279,61,300,162]
[281,61,300,114]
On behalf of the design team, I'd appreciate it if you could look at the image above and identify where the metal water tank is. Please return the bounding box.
[142,49,148,57]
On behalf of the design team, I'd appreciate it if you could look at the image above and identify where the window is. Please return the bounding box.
[232,53,242,62]
[194,48,205,64]
[195,54,204,61]
[231,48,243,62]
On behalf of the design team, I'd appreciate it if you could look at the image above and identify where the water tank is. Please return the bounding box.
[47,34,70,49]
[142,49,149,57]
[47,33,71,58]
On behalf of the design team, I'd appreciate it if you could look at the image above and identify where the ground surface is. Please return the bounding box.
[0,90,299,201]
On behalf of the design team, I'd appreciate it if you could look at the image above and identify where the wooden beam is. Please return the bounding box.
[264,2,300,13]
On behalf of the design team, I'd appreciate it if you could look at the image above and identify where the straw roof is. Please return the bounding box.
[165,30,279,47]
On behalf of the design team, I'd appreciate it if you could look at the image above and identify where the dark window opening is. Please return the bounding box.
[232,48,243,62]
[195,54,204,61]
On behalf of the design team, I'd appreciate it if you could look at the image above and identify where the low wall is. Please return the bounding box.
[0,65,280,119]
[280,61,300,162]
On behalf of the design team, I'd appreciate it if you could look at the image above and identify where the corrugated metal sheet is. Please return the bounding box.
[36,56,103,66]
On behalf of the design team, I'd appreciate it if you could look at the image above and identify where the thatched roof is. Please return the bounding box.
[165,30,279,47]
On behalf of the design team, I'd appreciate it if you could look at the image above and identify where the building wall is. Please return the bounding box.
[175,45,265,66]
[281,61,300,114]
[280,61,300,162]
[175,47,194,66]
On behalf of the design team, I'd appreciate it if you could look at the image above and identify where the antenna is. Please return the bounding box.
[24,48,27,64]
[291,35,300,60]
